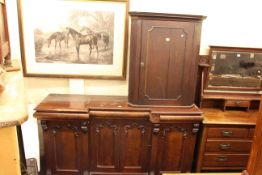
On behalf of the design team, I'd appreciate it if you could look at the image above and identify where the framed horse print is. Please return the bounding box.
[17,0,128,79]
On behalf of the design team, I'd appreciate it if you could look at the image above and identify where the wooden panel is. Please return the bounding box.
[159,129,183,171]
[42,120,88,175]
[54,127,79,170]
[120,120,151,172]
[142,24,187,100]
[156,123,197,173]
[205,139,252,153]
[202,154,249,167]
[246,95,262,175]
[196,126,209,172]
[90,119,120,172]
[139,20,195,105]
[207,127,249,138]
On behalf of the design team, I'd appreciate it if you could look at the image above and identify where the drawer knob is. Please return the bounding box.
[216,156,228,162]
[219,143,231,150]
[140,62,145,68]
[222,130,233,137]
[165,37,171,42]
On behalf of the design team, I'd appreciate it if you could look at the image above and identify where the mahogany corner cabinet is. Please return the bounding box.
[34,94,203,175]
[128,12,206,106]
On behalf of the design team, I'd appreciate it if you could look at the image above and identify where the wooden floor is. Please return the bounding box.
[163,173,241,175]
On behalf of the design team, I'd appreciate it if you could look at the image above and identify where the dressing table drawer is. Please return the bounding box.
[202,154,249,168]
[205,140,252,153]
[224,100,251,110]
[207,127,249,138]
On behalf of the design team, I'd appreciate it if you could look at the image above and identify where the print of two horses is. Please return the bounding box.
[47,27,109,61]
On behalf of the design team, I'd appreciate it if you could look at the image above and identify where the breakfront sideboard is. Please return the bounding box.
[34,94,203,175]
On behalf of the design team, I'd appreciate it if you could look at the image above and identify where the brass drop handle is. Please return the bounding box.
[235,101,241,106]
[219,143,231,150]
[221,130,233,137]
[216,156,228,162]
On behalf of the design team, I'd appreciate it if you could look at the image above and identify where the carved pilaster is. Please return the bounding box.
[161,126,188,139]
[81,121,88,133]
[70,125,79,137]
[52,125,61,135]
[124,122,146,135]
[153,124,160,135]
[192,123,200,134]
[95,122,119,136]
[111,124,119,135]
[44,121,88,137]
[41,121,48,131]
[162,128,170,137]
[181,128,188,139]
[124,125,131,135]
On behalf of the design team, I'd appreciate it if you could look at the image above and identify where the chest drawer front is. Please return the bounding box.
[248,128,255,138]
[202,154,249,167]
[205,140,252,153]
[207,127,249,138]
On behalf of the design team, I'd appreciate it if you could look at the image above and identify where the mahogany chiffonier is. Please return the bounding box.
[196,108,257,172]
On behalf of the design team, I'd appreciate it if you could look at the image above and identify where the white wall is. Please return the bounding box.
[5,0,262,170]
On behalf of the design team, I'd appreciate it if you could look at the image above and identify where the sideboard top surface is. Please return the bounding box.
[34,94,203,115]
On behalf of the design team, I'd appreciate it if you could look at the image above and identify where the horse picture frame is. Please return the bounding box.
[17,0,128,79]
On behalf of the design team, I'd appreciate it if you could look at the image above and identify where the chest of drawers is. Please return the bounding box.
[196,108,257,172]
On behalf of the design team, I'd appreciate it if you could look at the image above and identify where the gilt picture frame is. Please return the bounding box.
[17,0,128,79]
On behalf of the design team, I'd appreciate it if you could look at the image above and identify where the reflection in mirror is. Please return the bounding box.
[209,50,262,89]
